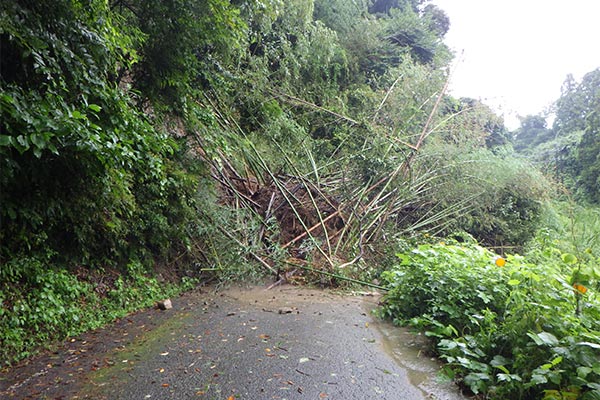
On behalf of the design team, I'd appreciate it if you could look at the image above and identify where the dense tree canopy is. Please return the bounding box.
[512,114,552,152]
[512,68,600,203]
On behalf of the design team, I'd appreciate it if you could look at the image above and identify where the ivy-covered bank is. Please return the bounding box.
[1,259,196,362]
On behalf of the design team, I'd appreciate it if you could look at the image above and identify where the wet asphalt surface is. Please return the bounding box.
[1,284,463,400]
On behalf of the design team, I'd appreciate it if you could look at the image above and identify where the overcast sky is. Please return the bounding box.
[432,0,600,129]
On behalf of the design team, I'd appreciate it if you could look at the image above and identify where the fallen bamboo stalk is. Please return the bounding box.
[218,226,278,275]
[259,191,277,242]
[272,90,359,126]
[281,210,341,249]
[284,260,388,291]
[271,142,335,255]
[402,71,452,175]
[372,74,403,122]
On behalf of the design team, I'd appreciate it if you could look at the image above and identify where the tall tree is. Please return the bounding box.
[574,71,600,202]
[551,69,600,201]
[368,0,425,15]
[422,3,450,38]
[512,114,552,152]
[553,70,600,136]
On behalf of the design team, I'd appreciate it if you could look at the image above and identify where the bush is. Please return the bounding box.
[0,257,189,365]
[380,239,600,399]
[415,147,549,250]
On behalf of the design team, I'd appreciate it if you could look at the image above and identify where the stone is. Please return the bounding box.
[157,299,172,310]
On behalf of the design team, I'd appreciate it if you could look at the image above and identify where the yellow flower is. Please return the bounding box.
[573,283,588,294]
[495,257,506,267]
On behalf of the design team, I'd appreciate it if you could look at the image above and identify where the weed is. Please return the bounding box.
[380,238,600,399]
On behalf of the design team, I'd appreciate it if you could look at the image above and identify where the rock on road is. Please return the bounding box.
[1,284,468,400]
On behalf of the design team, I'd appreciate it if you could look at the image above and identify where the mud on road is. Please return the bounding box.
[1,284,468,400]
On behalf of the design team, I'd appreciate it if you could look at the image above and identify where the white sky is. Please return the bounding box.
[432,0,600,129]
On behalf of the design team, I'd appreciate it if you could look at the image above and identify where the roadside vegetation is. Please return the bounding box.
[380,223,600,399]
[1,1,599,398]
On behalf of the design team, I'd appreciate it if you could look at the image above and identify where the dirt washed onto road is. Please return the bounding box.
[1,284,469,399]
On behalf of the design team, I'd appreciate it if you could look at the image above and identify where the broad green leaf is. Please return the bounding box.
[530,373,548,385]
[490,355,510,367]
[464,372,490,394]
[71,110,86,120]
[527,331,560,346]
[508,279,521,286]
[577,366,592,378]
[15,135,30,152]
[581,389,600,400]
[48,142,59,155]
[541,356,563,370]
[538,332,559,346]
[0,135,11,146]
[29,134,46,149]
[527,332,544,346]
[439,339,458,350]
[497,373,521,382]
[551,356,563,366]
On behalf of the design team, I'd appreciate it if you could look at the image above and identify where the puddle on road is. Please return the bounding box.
[369,309,470,400]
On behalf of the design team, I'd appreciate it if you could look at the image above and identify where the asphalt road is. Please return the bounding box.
[1,284,468,400]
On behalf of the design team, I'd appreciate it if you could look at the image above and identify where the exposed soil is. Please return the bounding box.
[217,164,347,268]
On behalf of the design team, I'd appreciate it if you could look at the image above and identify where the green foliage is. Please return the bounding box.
[313,0,370,35]
[413,146,548,249]
[0,0,230,365]
[531,202,600,265]
[380,239,600,399]
[554,71,600,138]
[512,114,553,152]
[441,97,509,148]
[0,0,203,267]
[369,0,426,15]
[0,257,189,365]
[576,112,600,203]
[515,69,600,203]
[314,0,450,83]
[115,0,246,106]
[383,7,445,65]
[560,69,600,203]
